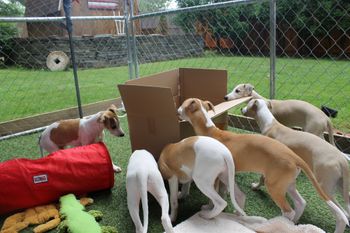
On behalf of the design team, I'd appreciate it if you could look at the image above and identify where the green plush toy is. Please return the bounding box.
[57,194,117,233]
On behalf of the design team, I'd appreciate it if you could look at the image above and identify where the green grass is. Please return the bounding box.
[1,53,350,131]
[0,124,348,233]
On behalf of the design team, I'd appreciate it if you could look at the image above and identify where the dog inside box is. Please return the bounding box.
[118,68,248,159]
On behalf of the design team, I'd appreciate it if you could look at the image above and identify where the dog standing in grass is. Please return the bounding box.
[39,104,124,172]
[126,150,174,233]
[178,98,348,233]
[158,136,246,222]
[242,98,350,218]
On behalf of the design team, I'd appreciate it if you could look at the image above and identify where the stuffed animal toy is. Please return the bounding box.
[57,194,117,233]
[0,204,60,233]
[0,197,93,233]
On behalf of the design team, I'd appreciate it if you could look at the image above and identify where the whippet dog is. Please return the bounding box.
[178,97,348,233]
[224,83,335,146]
[126,150,174,233]
[39,104,124,172]
[158,136,246,222]
[242,98,350,218]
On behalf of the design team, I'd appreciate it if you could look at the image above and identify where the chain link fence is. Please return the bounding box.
[0,0,350,157]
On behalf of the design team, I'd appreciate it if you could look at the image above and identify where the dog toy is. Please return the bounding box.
[0,204,60,233]
[57,194,118,233]
[0,197,94,233]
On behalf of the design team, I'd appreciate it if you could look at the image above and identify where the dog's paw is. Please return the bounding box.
[251,182,261,191]
[113,165,122,173]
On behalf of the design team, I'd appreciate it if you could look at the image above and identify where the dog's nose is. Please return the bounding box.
[119,133,125,137]
[224,96,228,101]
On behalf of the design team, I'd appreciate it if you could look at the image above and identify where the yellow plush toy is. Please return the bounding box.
[0,204,60,233]
[0,198,93,233]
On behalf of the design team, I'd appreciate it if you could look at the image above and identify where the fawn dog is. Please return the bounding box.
[177,98,348,233]
[242,98,350,218]
[224,83,335,146]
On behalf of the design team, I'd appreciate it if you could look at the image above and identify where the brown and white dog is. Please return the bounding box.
[39,104,124,171]
[178,98,348,233]
[242,98,350,218]
[158,136,246,222]
[224,83,335,146]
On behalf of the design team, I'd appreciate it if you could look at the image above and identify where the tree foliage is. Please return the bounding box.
[138,0,171,13]
[174,0,350,40]
[0,0,24,41]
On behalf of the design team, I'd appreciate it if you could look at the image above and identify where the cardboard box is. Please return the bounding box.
[118,68,250,159]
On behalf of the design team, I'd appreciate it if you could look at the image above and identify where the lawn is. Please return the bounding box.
[0,124,348,233]
[0,54,350,232]
[0,53,350,131]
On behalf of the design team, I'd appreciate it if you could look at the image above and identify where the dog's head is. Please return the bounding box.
[177,98,214,122]
[224,83,255,101]
[241,99,271,118]
[98,104,125,137]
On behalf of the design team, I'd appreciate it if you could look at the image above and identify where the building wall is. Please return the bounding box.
[24,0,141,37]
[9,34,204,69]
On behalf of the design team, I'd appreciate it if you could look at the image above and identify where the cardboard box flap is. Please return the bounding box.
[125,69,179,97]
[208,97,252,118]
[118,84,178,116]
[179,68,227,105]
[118,84,180,158]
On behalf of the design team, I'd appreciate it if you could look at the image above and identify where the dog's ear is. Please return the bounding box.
[188,99,197,113]
[266,100,272,109]
[203,100,215,113]
[98,113,106,123]
[108,104,117,114]
[244,83,255,94]
[251,99,258,111]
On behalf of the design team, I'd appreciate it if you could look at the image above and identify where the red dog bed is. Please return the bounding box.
[0,142,114,215]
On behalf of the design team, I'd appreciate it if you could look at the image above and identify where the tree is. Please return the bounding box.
[0,0,24,66]
[138,0,171,13]
[0,0,24,40]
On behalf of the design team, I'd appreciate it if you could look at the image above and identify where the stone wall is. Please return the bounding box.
[9,34,204,69]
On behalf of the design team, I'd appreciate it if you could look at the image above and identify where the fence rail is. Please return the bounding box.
[0,0,349,153]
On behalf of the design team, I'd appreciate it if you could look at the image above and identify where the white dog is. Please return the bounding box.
[126,150,175,233]
[158,136,246,222]
[224,83,335,145]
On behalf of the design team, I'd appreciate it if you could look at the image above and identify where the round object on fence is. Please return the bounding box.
[46,51,69,71]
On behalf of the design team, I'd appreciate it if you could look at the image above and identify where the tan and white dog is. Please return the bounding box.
[224,83,335,146]
[158,136,246,222]
[242,98,350,218]
[126,150,174,233]
[178,98,348,233]
[39,104,124,172]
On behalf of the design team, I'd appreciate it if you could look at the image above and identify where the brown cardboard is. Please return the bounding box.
[118,68,249,159]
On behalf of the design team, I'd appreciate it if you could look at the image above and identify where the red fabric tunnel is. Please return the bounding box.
[0,142,114,215]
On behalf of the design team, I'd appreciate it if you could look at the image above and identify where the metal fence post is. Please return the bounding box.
[63,0,83,118]
[129,0,139,78]
[124,0,134,79]
[269,0,276,99]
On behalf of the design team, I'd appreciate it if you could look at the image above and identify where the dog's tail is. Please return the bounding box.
[340,159,350,217]
[223,151,246,216]
[295,153,349,225]
[140,174,149,233]
[326,119,335,146]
